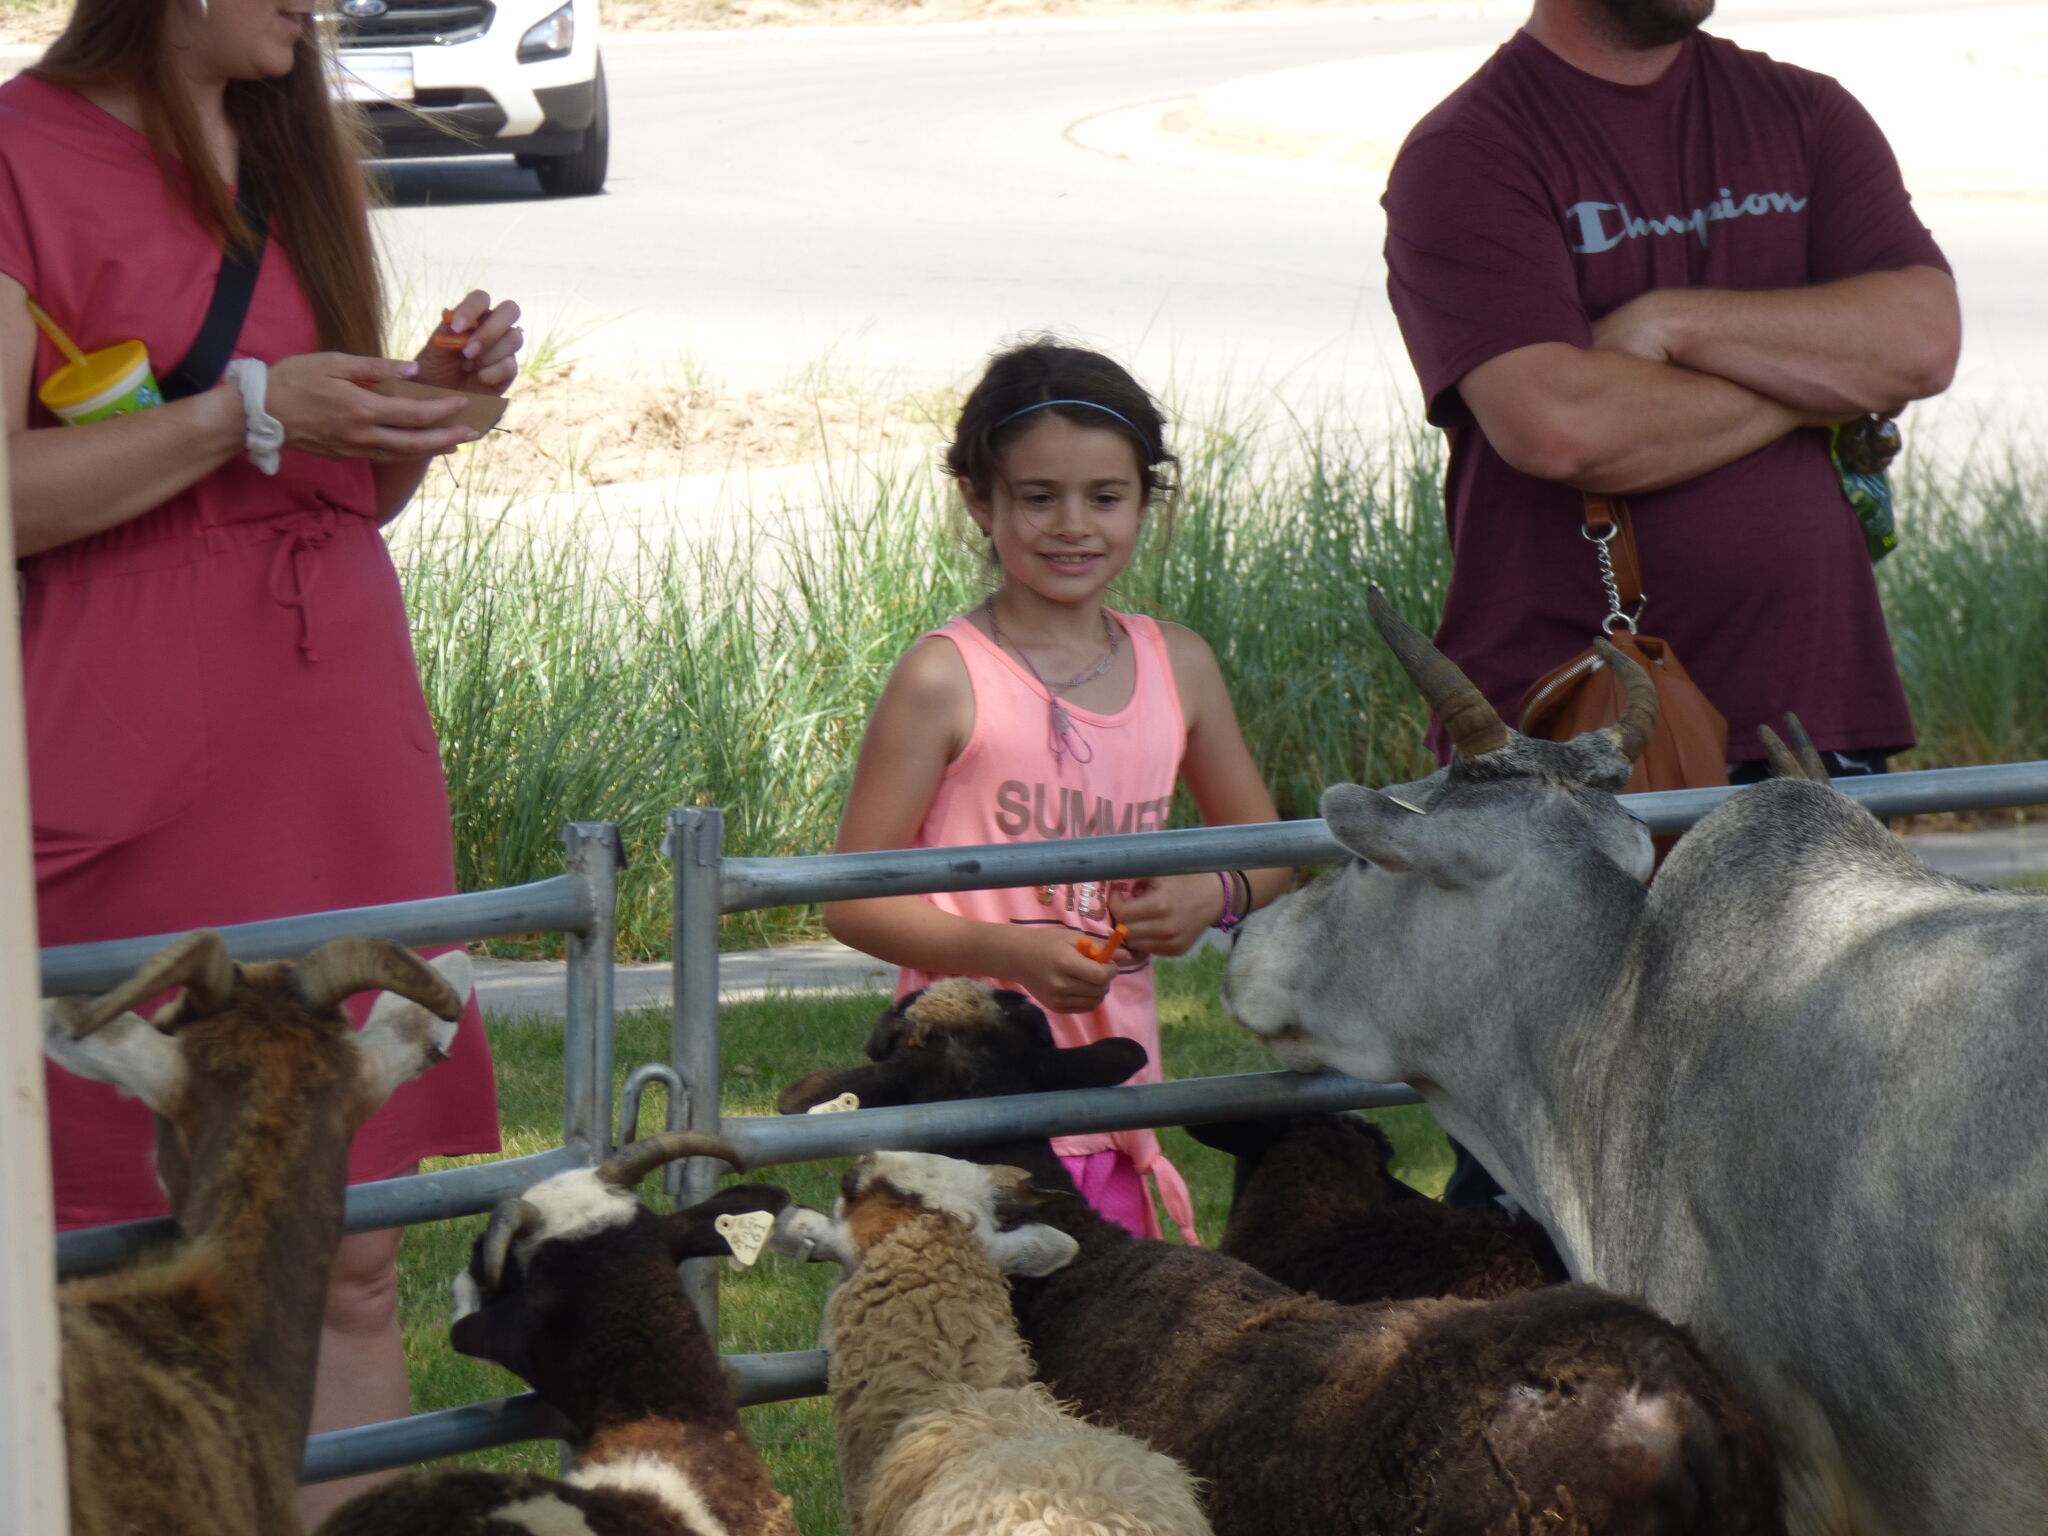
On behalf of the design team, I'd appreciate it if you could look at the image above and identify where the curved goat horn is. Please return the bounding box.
[596,1132,743,1190]
[71,930,236,1039]
[475,1198,543,1292]
[1759,714,1831,784]
[1781,713,1831,783]
[294,937,463,1020]
[1596,639,1661,764]
[1365,586,1510,759]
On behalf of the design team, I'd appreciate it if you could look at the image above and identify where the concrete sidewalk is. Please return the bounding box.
[474,929,1238,1015]
[1073,2,2048,203]
[472,938,894,1018]
[475,824,2048,1017]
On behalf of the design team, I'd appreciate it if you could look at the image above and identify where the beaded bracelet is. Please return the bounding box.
[1213,869,1250,933]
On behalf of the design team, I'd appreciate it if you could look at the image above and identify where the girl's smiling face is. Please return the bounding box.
[962,413,1148,612]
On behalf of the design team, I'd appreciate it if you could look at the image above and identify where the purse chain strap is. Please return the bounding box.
[1582,492,1647,636]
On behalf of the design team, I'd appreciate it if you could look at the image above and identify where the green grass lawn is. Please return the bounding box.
[394,951,1452,1533]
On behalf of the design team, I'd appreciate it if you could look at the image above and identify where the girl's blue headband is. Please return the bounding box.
[992,399,1156,461]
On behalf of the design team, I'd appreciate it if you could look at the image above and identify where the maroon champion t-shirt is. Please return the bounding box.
[1383,29,1948,761]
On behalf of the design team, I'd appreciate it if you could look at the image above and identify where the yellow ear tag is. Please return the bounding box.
[1386,794,1427,815]
[715,1209,775,1268]
[806,1091,860,1115]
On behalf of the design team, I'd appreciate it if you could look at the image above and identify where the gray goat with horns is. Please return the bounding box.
[1225,588,2048,1536]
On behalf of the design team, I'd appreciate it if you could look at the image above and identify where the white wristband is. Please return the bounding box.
[222,357,284,475]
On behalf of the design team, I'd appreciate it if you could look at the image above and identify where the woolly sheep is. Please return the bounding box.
[774,1148,1214,1536]
[779,978,1786,1536]
[1186,1111,1566,1302]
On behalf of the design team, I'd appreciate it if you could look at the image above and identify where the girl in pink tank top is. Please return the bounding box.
[825,340,1292,1242]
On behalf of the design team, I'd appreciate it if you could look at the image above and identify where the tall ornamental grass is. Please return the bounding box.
[400,473,981,957]
[1877,448,2048,771]
[398,428,2048,958]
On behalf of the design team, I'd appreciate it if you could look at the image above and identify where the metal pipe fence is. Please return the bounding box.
[649,760,2048,1422]
[42,824,627,1483]
[48,762,2048,1486]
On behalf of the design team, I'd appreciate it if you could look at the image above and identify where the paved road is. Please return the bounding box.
[371,0,2047,437]
[374,7,1474,405]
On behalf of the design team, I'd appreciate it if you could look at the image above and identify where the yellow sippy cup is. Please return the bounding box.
[26,299,163,425]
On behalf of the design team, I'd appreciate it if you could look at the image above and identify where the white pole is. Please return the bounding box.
[0,379,69,1533]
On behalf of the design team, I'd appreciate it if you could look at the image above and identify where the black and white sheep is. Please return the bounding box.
[772,1149,1214,1536]
[1185,1111,1567,1303]
[45,929,467,1536]
[316,1132,797,1536]
[779,978,1786,1536]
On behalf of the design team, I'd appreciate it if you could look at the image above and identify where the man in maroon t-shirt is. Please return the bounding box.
[1383,0,1960,779]
[1383,0,1959,1212]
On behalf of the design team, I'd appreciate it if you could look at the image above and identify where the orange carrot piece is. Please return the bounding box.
[429,308,467,351]
[1074,924,1127,963]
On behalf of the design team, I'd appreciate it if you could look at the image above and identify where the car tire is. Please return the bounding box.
[532,59,608,197]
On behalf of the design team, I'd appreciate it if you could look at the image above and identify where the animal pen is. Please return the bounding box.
[37,758,2048,1486]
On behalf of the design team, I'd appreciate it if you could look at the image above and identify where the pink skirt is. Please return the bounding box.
[26,502,500,1229]
[1061,1148,1162,1240]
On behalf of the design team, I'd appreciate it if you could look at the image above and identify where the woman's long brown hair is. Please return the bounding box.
[34,0,385,357]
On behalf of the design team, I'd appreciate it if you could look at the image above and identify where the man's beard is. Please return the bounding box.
[1586,0,1714,49]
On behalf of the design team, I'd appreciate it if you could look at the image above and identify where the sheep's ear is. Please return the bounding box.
[450,1287,543,1387]
[767,1205,857,1271]
[1342,1113,1399,1161]
[1322,782,1507,887]
[664,1184,793,1261]
[984,1166,1062,1209]
[1183,1115,1285,1159]
[986,1222,1078,1278]
[354,950,469,1109]
[778,1060,911,1115]
[42,999,188,1114]
[1032,1037,1146,1093]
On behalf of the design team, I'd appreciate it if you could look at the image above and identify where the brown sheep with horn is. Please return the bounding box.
[45,929,467,1536]
[317,1134,799,1536]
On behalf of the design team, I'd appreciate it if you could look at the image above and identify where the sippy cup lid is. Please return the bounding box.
[39,339,153,413]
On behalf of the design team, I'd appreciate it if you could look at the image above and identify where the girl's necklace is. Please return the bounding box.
[982,601,1121,770]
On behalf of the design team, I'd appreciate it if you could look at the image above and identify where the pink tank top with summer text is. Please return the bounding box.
[896,610,1199,1241]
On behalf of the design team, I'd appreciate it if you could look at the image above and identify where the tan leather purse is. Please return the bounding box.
[1517,494,1730,796]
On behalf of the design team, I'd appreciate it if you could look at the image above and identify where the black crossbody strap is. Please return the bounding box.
[159,176,269,402]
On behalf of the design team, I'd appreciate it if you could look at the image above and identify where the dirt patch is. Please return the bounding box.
[1,0,1402,49]
[0,0,61,50]
[447,362,953,489]
[1153,97,1396,173]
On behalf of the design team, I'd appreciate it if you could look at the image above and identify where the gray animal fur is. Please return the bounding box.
[1226,730,2048,1536]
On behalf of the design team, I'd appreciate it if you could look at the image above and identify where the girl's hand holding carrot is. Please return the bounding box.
[1009,925,1119,1015]
[1109,875,1227,958]
[1074,923,1127,964]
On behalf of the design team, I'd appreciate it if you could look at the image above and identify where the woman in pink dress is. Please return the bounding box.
[0,0,519,1517]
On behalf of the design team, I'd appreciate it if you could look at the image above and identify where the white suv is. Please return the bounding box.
[334,0,608,197]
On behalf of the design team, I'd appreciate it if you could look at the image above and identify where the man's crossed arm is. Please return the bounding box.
[1458,265,1959,496]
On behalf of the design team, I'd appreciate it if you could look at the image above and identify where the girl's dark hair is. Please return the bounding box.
[945,338,1177,504]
